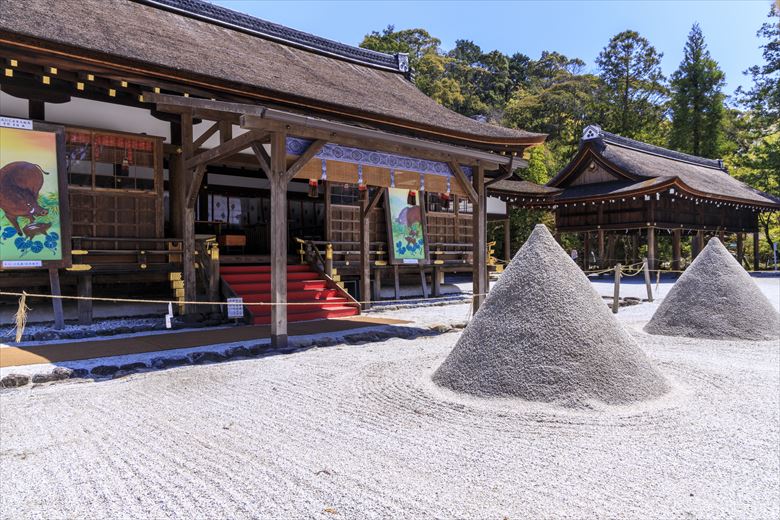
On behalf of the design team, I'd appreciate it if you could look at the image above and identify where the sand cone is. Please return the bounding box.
[645,237,780,341]
[433,224,668,406]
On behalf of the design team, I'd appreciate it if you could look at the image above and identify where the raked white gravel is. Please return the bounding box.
[1,295,779,519]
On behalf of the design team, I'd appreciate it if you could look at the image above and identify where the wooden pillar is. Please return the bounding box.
[270,131,289,347]
[631,233,638,264]
[432,266,441,297]
[598,229,605,268]
[583,231,591,269]
[372,267,382,301]
[753,231,760,271]
[693,230,704,259]
[503,218,511,261]
[360,189,370,309]
[737,232,745,265]
[393,265,400,300]
[606,234,617,268]
[28,100,45,121]
[48,268,64,329]
[472,164,487,312]
[453,195,460,243]
[324,181,331,241]
[672,229,682,271]
[77,274,93,325]
[647,226,656,271]
[180,112,197,314]
[169,120,184,239]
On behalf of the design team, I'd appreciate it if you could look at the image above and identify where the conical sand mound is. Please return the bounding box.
[433,224,668,406]
[645,237,780,341]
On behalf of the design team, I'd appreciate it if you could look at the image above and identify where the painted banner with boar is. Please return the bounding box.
[386,187,428,264]
[0,123,67,267]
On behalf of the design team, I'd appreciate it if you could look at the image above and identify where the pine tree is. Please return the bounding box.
[595,30,667,141]
[669,24,726,158]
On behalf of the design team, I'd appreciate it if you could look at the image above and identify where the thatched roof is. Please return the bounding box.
[549,126,780,208]
[0,0,545,149]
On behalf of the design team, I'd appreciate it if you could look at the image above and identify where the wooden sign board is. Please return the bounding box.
[385,188,429,265]
[0,118,71,269]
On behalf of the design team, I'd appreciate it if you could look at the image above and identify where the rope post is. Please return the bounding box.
[642,258,653,302]
[325,243,333,278]
[612,263,621,314]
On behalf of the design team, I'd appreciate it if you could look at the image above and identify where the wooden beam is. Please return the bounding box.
[449,161,479,203]
[362,188,385,218]
[269,131,289,348]
[184,130,265,170]
[647,226,656,272]
[250,142,271,177]
[753,231,760,271]
[360,190,371,310]
[192,121,220,149]
[472,164,487,312]
[285,139,326,182]
[186,164,207,209]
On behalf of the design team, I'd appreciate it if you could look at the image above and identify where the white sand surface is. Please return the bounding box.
[1,298,778,519]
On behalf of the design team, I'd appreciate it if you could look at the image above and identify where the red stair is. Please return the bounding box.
[220,264,360,325]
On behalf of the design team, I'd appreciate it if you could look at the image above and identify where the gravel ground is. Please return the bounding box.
[1,302,779,519]
[435,225,668,405]
[646,238,780,341]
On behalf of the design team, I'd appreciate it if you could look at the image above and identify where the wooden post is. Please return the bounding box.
[48,268,65,329]
[324,181,331,240]
[393,265,400,300]
[693,230,704,259]
[28,100,45,121]
[324,243,333,277]
[606,234,617,268]
[737,232,745,265]
[180,111,197,314]
[503,218,511,261]
[419,266,429,298]
[753,231,760,271]
[169,119,184,239]
[647,226,656,272]
[612,263,621,314]
[642,257,653,302]
[269,131,288,348]
[208,242,219,307]
[372,267,382,301]
[672,229,682,271]
[472,164,487,312]
[77,274,93,325]
[432,266,441,297]
[598,229,605,268]
[360,189,370,310]
[631,233,638,264]
[583,231,591,269]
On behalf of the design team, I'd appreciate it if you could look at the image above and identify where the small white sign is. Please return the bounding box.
[0,116,33,130]
[227,297,244,319]
[402,258,417,264]
[2,260,43,269]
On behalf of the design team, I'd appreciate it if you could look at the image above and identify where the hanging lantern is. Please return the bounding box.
[308,178,319,198]
[357,164,366,191]
[407,190,417,205]
[121,156,129,175]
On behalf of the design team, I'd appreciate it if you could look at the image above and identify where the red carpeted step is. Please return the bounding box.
[220,265,313,274]
[221,263,360,324]
[251,305,360,325]
[225,280,329,293]
[221,271,318,284]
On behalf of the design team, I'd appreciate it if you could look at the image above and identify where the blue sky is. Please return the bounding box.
[215,0,774,97]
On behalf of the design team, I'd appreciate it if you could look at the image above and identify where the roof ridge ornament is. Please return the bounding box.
[582,125,603,141]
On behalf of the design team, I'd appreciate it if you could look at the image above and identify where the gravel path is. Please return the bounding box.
[1,315,778,519]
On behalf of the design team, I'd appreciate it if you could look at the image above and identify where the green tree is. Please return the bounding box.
[360,26,441,71]
[504,52,602,168]
[668,24,726,158]
[595,30,668,141]
[733,6,780,256]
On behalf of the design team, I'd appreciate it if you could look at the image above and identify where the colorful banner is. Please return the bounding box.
[387,188,427,264]
[0,127,63,264]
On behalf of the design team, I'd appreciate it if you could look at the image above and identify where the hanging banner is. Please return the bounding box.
[386,187,428,264]
[0,120,71,269]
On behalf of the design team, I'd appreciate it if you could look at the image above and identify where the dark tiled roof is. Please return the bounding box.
[555,178,672,200]
[0,0,546,147]
[138,0,403,72]
[548,126,780,207]
[488,178,561,196]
